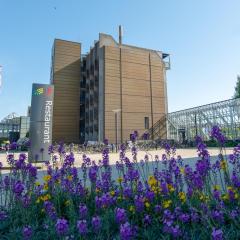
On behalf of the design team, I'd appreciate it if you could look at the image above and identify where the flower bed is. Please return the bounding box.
[0,126,240,239]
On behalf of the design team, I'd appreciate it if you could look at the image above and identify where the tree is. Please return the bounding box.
[233,75,240,98]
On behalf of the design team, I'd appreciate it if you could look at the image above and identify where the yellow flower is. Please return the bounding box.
[145,202,150,208]
[35,181,41,186]
[67,175,73,181]
[43,175,51,182]
[167,184,175,193]
[41,194,51,202]
[43,184,48,191]
[153,186,161,195]
[163,200,172,208]
[65,200,71,206]
[213,185,220,191]
[95,188,101,193]
[117,177,123,184]
[220,160,227,170]
[227,186,233,191]
[234,193,239,199]
[117,196,122,201]
[180,167,185,174]
[222,194,229,201]
[178,192,186,203]
[148,176,157,187]
[199,194,209,202]
[129,205,135,213]
[151,186,156,191]
[36,198,41,204]
[110,190,115,196]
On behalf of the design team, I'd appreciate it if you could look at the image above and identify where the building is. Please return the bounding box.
[167,98,240,143]
[0,113,30,141]
[51,29,170,143]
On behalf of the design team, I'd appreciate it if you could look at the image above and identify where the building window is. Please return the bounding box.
[144,117,149,129]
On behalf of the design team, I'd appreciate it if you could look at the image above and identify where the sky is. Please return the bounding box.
[0,0,240,120]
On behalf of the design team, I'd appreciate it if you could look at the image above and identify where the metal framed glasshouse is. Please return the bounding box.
[167,98,240,143]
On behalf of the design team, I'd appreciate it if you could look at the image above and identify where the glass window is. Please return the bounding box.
[144,117,149,129]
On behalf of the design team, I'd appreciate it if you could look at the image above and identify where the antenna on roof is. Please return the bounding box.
[119,25,123,45]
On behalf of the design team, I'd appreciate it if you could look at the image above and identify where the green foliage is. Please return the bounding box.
[233,75,240,98]
[0,137,8,145]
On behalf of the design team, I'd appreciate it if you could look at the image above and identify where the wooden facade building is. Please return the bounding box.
[51,33,169,143]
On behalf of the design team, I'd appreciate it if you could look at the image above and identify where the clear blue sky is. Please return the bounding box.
[0,0,240,120]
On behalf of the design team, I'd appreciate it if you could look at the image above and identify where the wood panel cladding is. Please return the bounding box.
[52,39,81,143]
[103,45,167,142]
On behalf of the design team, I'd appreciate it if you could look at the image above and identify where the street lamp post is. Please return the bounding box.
[112,109,121,152]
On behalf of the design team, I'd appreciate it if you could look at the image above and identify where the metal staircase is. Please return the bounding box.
[142,114,178,141]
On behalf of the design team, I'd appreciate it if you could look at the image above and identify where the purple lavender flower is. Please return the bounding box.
[130,131,138,142]
[120,222,135,240]
[154,205,162,214]
[77,219,88,235]
[48,144,54,154]
[58,142,65,154]
[91,216,101,232]
[22,226,32,240]
[134,195,144,212]
[142,132,149,140]
[163,210,174,227]
[13,181,24,196]
[146,190,155,202]
[126,168,139,181]
[44,201,57,220]
[116,208,127,224]
[213,189,221,201]
[100,192,113,208]
[10,142,18,150]
[64,153,75,167]
[211,228,223,240]
[79,204,88,219]
[123,186,132,198]
[103,139,109,145]
[22,195,31,208]
[230,210,238,220]
[187,187,193,197]
[95,196,102,209]
[88,165,98,182]
[210,126,226,145]
[171,225,181,238]
[27,164,37,178]
[0,210,7,220]
[143,214,151,226]
[55,218,69,235]
[178,213,190,223]
[211,210,224,223]
[231,172,240,188]
[190,209,199,223]
[7,154,14,165]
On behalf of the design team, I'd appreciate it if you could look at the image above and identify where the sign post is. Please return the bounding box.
[29,83,54,162]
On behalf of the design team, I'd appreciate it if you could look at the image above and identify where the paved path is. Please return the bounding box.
[0,147,233,171]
